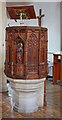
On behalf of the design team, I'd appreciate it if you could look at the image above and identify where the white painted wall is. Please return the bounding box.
[7,2,61,62]
[0,2,3,93]
[34,2,61,61]
[0,2,3,119]
[60,2,62,50]
[0,2,7,92]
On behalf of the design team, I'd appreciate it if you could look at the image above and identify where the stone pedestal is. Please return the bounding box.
[2,73,7,92]
[7,77,45,113]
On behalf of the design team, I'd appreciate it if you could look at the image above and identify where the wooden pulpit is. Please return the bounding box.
[5,6,48,80]
[5,26,48,80]
[4,6,48,113]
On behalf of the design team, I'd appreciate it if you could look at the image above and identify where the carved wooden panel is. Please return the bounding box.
[38,29,48,78]
[5,26,48,79]
[25,30,39,78]
[16,65,24,78]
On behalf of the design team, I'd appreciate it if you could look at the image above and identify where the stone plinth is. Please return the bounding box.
[7,77,45,113]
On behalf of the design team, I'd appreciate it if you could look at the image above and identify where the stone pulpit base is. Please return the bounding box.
[7,77,45,113]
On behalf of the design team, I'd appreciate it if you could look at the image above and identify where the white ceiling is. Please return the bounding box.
[6,2,34,6]
[6,0,62,5]
[1,0,62,2]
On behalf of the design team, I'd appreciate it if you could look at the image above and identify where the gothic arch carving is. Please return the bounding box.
[16,36,24,64]
[27,33,38,65]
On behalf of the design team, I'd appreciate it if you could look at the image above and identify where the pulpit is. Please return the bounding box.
[5,26,48,79]
[4,6,48,113]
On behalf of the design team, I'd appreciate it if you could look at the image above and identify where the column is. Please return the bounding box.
[0,2,2,93]
[2,2,7,92]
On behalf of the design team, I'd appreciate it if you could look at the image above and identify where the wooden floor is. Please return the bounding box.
[1,79,62,119]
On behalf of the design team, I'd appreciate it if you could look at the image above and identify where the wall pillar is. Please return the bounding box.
[0,2,2,93]
[2,2,7,92]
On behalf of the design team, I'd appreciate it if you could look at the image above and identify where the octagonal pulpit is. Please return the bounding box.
[4,26,48,113]
[4,5,48,113]
[5,26,48,79]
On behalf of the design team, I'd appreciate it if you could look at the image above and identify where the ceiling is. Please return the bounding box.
[6,0,62,3]
[6,2,34,6]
